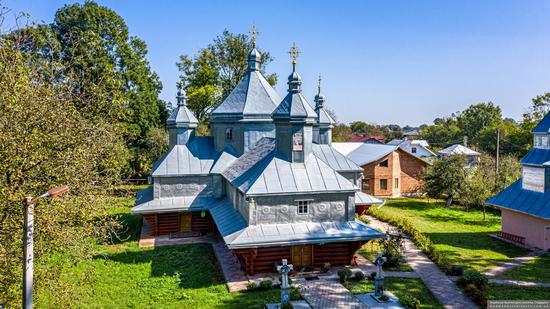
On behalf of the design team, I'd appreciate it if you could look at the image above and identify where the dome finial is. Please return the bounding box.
[317,74,322,94]
[176,83,186,106]
[250,24,258,47]
[288,42,300,72]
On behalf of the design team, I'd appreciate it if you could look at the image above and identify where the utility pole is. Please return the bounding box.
[496,128,500,176]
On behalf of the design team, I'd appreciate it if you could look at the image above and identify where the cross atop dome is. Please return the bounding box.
[288,42,301,71]
[317,74,322,94]
[250,24,258,47]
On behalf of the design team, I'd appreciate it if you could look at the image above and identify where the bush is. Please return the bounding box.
[358,214,371,224]
[321,262,331,273]
[259,279,273,290]
[464,283,488,306]
[246,281,258,291]
[449,265,464,276]
[462,269,488,290]
[290,287,301,301]
[379,295,390,302]
[399,295,421,309]
[337,267,353,283]
[353,271,366,281]
[280,301,294,309]
[368,272,377,280]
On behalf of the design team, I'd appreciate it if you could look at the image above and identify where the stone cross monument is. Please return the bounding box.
[277,259,293,304]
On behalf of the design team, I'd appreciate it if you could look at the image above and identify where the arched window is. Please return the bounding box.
[225,128,233,141]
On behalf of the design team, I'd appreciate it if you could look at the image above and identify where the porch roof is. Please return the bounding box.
[131,187,212,214]
[486,179,550,219]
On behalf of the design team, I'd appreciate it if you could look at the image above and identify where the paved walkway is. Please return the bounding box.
[483,251,541,278]
[366,216,477,309]
[299,279,368,309]
[210,239,250,292]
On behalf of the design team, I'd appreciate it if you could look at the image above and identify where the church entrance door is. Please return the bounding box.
[291,245,313,268]
[180,212,192,231]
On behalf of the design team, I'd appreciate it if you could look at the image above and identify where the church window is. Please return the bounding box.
[542,136,548,147]
[225,128,233,141]
[297,200,310,214]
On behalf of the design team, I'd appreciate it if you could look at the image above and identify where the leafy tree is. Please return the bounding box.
[177,30,277,123]
[522,92,550,131]
[0,15,121,305]
[332,123,353,142]
[21,1,167,177]
[456,102,502,144]
[420,118,461,149]
[423,154,468,206]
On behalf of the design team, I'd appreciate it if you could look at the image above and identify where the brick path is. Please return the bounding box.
[366,216,477,309]
[300,280,367,309]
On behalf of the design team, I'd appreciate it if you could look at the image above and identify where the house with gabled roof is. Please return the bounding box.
[487,113,550,250]
[132,41,384,274]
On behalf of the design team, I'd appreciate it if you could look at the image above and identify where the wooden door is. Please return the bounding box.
[180,212,192,231]
[291,245,313,267]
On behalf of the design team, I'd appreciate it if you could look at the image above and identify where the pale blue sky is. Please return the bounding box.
[4,0,550,126]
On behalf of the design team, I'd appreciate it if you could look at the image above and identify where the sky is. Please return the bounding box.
[3,0,550,126]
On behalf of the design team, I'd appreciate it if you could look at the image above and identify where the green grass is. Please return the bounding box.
[358,241,413,272]
[345,277,442,309]
[487,284,550,300]
[497,254,550,283]
[373,199,527,272]
[36,188,278,308]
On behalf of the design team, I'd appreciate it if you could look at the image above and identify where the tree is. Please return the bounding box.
[423,155,468,206]
[22,1,167,177]
[177,30,277,123]
[0,14,121,305]
[332,123,353,142]
[456,102,502,144]
[522,92,550,131]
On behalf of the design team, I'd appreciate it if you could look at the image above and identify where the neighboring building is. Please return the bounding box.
[486,112,550,251]
[133,42,385,274]
[387,138,435,159]
[403,130,420,140]
[350,134,385,144]
[333,143,428,198]
[438,144,481,165]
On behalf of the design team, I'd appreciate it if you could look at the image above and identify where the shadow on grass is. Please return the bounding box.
[94,243,225,290]
[111,212,142,244]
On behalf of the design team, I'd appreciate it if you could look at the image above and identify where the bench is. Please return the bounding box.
[497,231,525,245]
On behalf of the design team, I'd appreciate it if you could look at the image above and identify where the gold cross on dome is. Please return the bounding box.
[288,42,301,66]
[250,24,258,47]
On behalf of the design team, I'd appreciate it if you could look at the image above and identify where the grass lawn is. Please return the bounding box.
[345,277,442,309]
[36,187,278,308]
[487,284,550,301]
[497,254,550,283]
[358,241,413,272]
[372,199,527,272]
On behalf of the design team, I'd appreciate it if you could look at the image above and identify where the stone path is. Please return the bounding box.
[210,238,249,292]
[483,251,541,278]
[489,279,550,288]
[365,216,477,309]
[299,279,368,309]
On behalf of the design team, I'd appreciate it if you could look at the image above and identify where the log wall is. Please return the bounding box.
[142,211,213,236]
[191,211,213,233]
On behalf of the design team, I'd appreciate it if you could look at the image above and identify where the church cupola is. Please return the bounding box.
[273,43,317,163]
[313,75,335,145]
[166,85,198,148]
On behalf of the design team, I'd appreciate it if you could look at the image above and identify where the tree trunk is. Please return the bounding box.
[445,196,453,207]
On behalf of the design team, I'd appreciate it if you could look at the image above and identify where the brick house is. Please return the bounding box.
[333,143,428,197]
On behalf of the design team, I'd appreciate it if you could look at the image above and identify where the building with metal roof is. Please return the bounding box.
[437,144,481,165]
[132,40,384,274]
[486,113,550,250]
[387,139,435,159]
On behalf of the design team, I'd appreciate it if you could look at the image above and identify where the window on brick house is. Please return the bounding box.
[394,178,399,189]
[379,159,388,167]
[380,179,388,190]
[362,179,370,190]
[297,200,310,214]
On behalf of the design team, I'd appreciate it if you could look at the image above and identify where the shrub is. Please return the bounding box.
[290,287,301,301]
[456,276,465,287]
[321,262,331,273]
[280,301,294,309]
[358,214,371,224]
[368,272,377,280]
[337,267,353,283]
[464,284,487,306]
[259,279,273,290]
[399,295,421,309]
[246,281,258,291]
[462,269,488,290]
[449,265,464,276]
[353,271,366,281]
[379,295,390,302]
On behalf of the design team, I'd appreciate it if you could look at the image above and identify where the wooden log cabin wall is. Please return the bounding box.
[234,241,365,275]
[143,211,213,236]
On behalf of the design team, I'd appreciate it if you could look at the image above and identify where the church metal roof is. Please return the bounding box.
[222,138,357,195]
[131,187,212,214]
[208,198,385,249]
[210,71,280,119]
[152,137,216,176]
[273,92,317,120]
[316,107,335,126]
[521,148,550,166]
[532,112,550,133]
[311,144,362,172]
[355,191,383,205]
[486,179,550,219]
[166,103,198,127]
